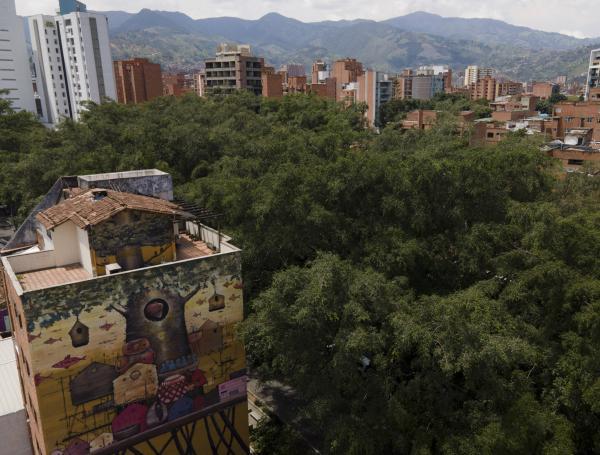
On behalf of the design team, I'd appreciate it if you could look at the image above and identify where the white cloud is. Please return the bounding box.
[14,0,600,38]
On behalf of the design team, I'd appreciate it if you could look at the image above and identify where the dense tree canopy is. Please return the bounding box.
[1,92,599,453]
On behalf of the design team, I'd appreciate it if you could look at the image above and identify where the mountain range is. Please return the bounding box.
[102,10,599,81]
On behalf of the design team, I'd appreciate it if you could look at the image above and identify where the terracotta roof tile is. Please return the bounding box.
[36,189,190,230]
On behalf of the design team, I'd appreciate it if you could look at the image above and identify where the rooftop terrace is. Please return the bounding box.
[10,233,219,293]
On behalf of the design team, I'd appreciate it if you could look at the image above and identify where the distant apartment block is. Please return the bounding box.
[28,1,116,125]
[0,0,36,114]
[204,44,264,95]
[464,65,493,87]
[418,65,452,92]
[470,77,496,101]
[585,48,600,101]
[495,80,523,98]
[394,69,444,101]
[113,58,162,104]
[356,70,393,126]
[332,58,364,101]
[280,64,305,78]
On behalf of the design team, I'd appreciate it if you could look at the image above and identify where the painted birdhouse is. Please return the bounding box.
[70,362,117,406]
[69,318,89,348]
[208,278,225,312]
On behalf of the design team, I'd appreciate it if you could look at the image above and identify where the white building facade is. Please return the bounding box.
[29,7,115,125]
[585,48,600,101]
[0,0,36,113]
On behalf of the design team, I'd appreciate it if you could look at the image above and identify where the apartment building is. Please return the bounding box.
[332,58,364,101]
[113,58,162,104]
[464,65,493,87]
[394,69,444,101]
[418,65,452,92]
[585,48,600,101]
[28,1,116,125]
[495,80,523,98]
[0,0,36,114]
[470,77,497,101]
[204,44,264,95]
[1,170,249,455]
[356,70,393,127]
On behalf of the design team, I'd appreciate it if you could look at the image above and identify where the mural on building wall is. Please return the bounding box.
[21,252,248,454]
[89,210,176,275]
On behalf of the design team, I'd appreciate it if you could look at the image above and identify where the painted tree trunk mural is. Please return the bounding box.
[110,286,201,371]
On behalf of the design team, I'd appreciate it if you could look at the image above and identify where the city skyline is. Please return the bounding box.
[16,0,600,39]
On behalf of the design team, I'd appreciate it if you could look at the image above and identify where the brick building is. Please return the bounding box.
[470,77,496,101]
[261,68,283,98]
[553,101,600,145]
[532,82,560,99]
[162,73,194,97]
[308,78,337,100]
[331,58,364,101]
[113,58,162,104]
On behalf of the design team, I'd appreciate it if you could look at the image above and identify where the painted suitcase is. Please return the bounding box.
[113,363,158,405]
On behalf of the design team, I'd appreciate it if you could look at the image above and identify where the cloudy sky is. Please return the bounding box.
[16,0,599,38]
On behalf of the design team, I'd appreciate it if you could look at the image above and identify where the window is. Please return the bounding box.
[567,159,584,166]
[487,132,494,138]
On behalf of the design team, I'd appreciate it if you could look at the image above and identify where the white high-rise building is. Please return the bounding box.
[585,48,600,101]
[29,2,115,125]
[464,65,493,87]
[0,0,36,113]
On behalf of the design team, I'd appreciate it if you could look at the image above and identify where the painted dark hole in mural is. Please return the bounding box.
[144,299,169,322]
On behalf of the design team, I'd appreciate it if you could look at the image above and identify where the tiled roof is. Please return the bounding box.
[36,189,189,230]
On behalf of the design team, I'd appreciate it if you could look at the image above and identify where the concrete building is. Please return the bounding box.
[0,0,36,114]
[113,58,162,104]
[495,80,523,98]
[356,70,393,127]
[28,1,116,125]
[1,170,249,455]
[585,48,600,101]
[204,43,263,95]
